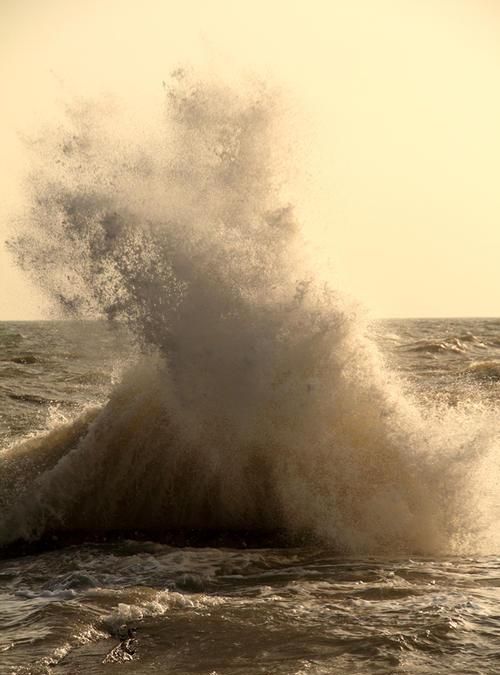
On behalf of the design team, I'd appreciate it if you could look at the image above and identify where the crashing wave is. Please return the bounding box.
[1,72,498,554]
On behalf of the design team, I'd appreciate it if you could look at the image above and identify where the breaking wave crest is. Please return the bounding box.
[2,73,499,554]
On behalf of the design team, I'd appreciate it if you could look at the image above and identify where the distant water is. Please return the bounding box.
[0,318,499,674]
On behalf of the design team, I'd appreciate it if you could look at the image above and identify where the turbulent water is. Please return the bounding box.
[1,73,499,672]
[0,319,499,674]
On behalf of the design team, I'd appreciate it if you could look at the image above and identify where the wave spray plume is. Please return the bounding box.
[3,73,498,554]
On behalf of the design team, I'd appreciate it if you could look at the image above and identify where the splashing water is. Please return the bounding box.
[3,72,499,554]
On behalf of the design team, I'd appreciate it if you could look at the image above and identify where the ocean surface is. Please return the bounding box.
[2,74,500,674]
[0,318,499,675]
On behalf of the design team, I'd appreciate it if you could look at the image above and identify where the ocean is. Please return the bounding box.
[0,318,499,674]
[1,74,499,674]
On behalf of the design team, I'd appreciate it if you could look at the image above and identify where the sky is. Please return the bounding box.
[0,0,499,319]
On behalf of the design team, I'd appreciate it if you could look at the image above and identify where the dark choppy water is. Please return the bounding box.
[1,318,499,675]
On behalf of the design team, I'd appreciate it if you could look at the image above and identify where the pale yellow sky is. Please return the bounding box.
[1,0,499,319]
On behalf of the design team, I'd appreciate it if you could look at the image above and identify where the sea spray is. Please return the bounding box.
[2,72,498,553]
